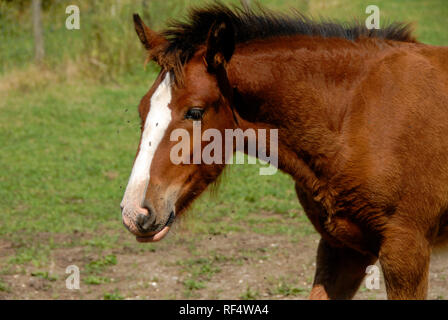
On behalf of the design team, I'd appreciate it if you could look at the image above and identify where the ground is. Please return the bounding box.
[1,211,448,300]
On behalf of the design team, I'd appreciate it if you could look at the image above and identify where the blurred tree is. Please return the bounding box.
[32,0,44,64]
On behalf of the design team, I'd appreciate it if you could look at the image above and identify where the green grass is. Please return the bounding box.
[31,271,59,281]
[307,0,448,46]
[175,256,222,297]
[183,278,206,291]
[84,275,112,285]
[85,255,118,275]
[0,82,142,249]
[240,286,261,300]
[7,245,52,267]
[266,277,306,297]
[0,279,10,292]
[103,289,125,300]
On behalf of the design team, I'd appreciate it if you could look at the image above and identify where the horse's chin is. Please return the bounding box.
[136,225,171,243]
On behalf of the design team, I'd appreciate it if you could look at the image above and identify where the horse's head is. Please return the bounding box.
[121,14,237,242]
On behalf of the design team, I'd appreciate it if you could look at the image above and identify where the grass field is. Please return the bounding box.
[1,0,447,299]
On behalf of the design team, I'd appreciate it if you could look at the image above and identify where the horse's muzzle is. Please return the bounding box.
[121,204,175,242]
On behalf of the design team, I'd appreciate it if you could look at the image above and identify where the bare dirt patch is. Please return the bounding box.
[0,226,447,300]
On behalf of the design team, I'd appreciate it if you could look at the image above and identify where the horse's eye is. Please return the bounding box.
[185,107,204,120]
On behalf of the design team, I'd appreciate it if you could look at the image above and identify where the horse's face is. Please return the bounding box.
[121,15,236,242]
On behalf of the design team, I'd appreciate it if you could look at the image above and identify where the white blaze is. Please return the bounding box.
[121,73,173,208]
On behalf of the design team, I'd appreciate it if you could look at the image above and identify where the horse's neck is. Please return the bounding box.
[227,38,383,181]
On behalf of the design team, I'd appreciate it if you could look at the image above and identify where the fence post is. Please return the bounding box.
[32,0,45,64]
[242,0,251,11]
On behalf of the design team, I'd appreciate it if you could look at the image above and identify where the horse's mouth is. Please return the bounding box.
[136,211,175,243]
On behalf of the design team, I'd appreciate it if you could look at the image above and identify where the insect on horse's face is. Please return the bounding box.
[121,15,236,242]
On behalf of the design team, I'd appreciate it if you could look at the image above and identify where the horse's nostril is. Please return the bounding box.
[136,214,146,227]
[136,213,156,233]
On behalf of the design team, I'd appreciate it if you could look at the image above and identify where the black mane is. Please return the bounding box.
[160,2,415,81]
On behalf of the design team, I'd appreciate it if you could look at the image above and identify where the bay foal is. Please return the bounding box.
[121,4,448,299]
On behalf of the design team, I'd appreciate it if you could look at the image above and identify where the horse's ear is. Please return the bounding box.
[205,18,235,72]
[133,14,167,63]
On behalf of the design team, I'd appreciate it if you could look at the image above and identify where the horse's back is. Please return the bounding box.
[342,44,448,237]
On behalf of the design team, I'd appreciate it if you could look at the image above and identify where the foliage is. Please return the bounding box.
[1,0,446,83]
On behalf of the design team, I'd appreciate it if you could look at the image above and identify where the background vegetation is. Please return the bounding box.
[0,0,447,299]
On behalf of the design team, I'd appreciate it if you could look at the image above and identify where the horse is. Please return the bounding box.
[120,3,448,299]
